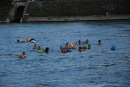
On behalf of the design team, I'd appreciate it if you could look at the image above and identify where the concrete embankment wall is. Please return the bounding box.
[27,15,130,22]
[0,0,12,22]
[27,0,130,22]
[29,0,130,17]
[0,0,130,22]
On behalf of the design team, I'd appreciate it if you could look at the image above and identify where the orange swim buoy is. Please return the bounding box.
[25,38,30,42]
[69,43,74,48]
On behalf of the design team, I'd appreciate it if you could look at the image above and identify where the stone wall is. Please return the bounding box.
[29,0,130,17]
[0,0,130,22]
[0,0,12,22]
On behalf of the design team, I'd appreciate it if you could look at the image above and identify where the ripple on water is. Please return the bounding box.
[0,21,130,87]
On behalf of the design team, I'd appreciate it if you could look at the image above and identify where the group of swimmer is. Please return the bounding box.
[60,39,101,53]
[33,44,49,54]
[18,38,50,59]
[17,38,36,43]
[18,38,102,59]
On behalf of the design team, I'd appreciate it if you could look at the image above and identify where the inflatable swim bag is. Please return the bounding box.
[111,46,116,50]
[26,38,30,42]
[69,43,74,48]
[37,50,44,53]
[31,40,36,43]
[82,46,87,49]
[66,49,72,52]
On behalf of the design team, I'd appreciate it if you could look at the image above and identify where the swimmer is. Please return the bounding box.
[33,44,38,49]
[65,43,69,48]
[60,46,67,53]
[17,39,20,43]
[97,40,102,45]
[78,46,86,52]
[19,51,26,58]
[88,44,91,49]
[72,44,76,49]
[83,39,89,44]
[44,47,49,54]
[37,46,42,50]
[64,43,70,50]
[76,40,81,45]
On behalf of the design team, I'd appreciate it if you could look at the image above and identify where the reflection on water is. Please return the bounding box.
[0,21,130,87]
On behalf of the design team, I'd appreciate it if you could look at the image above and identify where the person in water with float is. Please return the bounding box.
[61,42,76,52]
[68,43,76,49]
[30,38,36,43]
[36,46,50,54]
[65,43,69,48]
[60,46,67,53]
[64,43,70,49]
[37,46,42,50]
[21,38,30,43]
[33,44,38,49]
[20,38,33,43]
[78,46,86,52]
[60,46,72,53]
[60,43,71,53]
[36,46,43,53]
[19,51,26,58]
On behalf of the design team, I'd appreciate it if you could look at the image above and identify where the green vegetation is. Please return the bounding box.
[29,0,130,17]
[0,0,12,21]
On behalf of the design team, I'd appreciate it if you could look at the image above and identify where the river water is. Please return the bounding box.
[0,21,130,87]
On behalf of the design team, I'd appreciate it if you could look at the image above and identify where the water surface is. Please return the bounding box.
[0,21,130,87]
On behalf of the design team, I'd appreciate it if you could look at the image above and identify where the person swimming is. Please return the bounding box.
[76,40,81,45]
[78,46,86,52]
[44,47,49,54]
[60,46,67,53]
[17,39,20,43]
[19,51,26,58]
[37,46,42,50]
[65,43,69,48]
[83,39,89,44]
[97,40,102,45]
[30,38,36,41]
[30,38,36,43]
[33,44,38,49]
[63,43,70,50]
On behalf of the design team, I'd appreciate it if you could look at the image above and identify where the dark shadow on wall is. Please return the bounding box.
[12,6,24,22]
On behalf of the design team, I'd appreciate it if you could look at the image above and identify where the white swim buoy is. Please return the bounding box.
[31,40,36,43]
